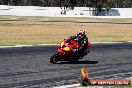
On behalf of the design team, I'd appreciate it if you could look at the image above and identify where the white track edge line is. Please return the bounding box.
[53,83,80,88]
[0,41,132,48]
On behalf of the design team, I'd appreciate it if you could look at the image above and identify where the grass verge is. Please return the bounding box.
[0,16,132,46]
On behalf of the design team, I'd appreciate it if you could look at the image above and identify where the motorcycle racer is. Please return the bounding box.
[69,29,89,53]
[50,29,90,63]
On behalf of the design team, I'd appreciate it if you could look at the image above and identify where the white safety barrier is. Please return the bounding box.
[0,5,132,18]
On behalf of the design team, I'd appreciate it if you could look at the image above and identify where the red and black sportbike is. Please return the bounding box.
[50,39,90,63]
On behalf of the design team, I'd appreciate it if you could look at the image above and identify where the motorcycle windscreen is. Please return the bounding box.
[60,42,64,47]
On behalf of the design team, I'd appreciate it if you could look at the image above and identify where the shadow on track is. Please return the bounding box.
[55,60,99,64]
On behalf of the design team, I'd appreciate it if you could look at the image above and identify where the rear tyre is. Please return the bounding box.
[50,52,60,64]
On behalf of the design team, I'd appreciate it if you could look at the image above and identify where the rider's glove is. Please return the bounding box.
[72,49,78,52]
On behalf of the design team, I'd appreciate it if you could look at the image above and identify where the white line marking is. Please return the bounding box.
[0,41,132,48]
[53,83,80,88]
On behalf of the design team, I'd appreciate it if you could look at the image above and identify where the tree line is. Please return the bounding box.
[0,0,132,15]
[0,0,132,8]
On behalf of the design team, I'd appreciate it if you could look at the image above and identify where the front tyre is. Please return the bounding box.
[50,52,60,64]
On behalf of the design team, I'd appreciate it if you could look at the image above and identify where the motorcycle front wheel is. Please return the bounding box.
[50,52,60,64]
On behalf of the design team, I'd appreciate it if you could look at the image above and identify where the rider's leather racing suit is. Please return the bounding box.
[69,35,88,54]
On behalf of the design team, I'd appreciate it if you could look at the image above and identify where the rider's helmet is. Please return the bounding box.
[77,29,85,40]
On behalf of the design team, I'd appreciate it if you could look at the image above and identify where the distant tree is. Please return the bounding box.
[2,0,132,8]
[8,0,21,6]
[0,0,10,5]
[48,0,77,15]
[89,0,112,15]
[1,0,132,15]
[51,0,112,16]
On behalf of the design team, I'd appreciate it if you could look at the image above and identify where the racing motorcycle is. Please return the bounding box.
[50,39,90,63]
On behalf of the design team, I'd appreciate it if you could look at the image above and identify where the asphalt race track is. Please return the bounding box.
[0,43,132,88]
